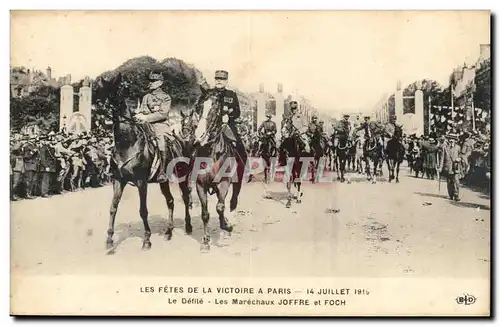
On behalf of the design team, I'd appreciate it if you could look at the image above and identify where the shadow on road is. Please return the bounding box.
[414,191,449,200]
[449,201,490,211]
[109,213,228,251]
[262,191,289,202]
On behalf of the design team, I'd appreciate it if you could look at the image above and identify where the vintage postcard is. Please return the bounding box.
[10,10,491,316]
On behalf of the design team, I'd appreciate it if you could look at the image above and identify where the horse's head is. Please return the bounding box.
[179,109,196,140]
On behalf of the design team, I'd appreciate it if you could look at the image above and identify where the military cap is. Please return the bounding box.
[149,71,164,81]
[312,115,318,119]
[446,133,458,140]
[363,115,371,119]
[214,70,229,80]
[266,113,272,118]
[343,114,350,118]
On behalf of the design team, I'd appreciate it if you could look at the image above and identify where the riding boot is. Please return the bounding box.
[157,150,168,183]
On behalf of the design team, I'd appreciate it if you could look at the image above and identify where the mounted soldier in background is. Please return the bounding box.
[279,100,310,166]
[258,113,277,156]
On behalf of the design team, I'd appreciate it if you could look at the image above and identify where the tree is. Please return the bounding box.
[92,56,205,107]
[10,85,59,133]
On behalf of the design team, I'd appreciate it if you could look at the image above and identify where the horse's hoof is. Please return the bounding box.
[337,177,341,181]
[223,224,234,233]
[371,181,376,184]
[347,181,351,184]
[142,241,152,250]
[200,243,210,253]
[106,241,114,250]
[396,179,400,183]
[185,225,193,235]
[297,199,302,204]
[230,198,238,211]
[286,202,291,208]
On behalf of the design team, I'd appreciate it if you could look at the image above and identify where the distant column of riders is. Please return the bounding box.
[11,69,491,204]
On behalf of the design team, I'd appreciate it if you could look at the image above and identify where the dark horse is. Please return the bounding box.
[280,123,310,208]
[188,88,246,252]
[363,129,383,184]
[334,131,352,183]
[95,73,192,251]
[259,133,277,183]
[385,127,405,183]
[309,131,326,183]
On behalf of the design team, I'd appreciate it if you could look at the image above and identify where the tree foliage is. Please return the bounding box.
[10,85,60,133]
[92,56,204,107]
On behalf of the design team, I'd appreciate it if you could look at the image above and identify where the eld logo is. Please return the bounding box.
[456,294,477,305]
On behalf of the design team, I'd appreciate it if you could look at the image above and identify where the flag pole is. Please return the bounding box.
[428,96,432,134]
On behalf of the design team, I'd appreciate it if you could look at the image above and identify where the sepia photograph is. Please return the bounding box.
[9,10,491,316]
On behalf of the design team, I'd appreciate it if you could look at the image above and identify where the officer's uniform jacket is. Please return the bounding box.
[138,88,172,136]
[384,122,403,138]
[258,120,277,137]
[38,144,58,173]
[22,141,39,172]
[281,110,306,137]
[336,120,351,137]
[195,88,241,141]
[307,121,320,138]
[11,142,24,173]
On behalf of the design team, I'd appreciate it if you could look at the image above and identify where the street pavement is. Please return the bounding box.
[11,166,490,279]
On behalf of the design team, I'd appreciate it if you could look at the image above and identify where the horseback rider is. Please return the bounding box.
[194,70,248,165]
[258,113,277,155]
[355,115,373,139]
[279,100,309,164]
[383,114,403,149]
[339,114,352,136]
[306,115,321,139]
[135,71,172,183]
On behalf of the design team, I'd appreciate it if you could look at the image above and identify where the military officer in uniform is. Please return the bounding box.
[22,134,39,199]
[383,114,403,148]
[355,115,373,139]
[135,71,172,182]
[306,115,320,139]
[258,113,277,155]
[338,114,351,137]
[38,135,58,198]
[214,70,247,164]
[279,101,309,164]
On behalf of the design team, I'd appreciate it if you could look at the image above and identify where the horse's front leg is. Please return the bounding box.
[159,181,175,240]
[396,161,401,183]
[179,181,193,235]
[107,179,126,249]
[216,180,233,233]
[285,180,292,208]
[386,159,393,182]
[336,155,341,180]
[365,157,372,181]
[296,181,302,204]
[196,182,210,252]
[137,180,152,250]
